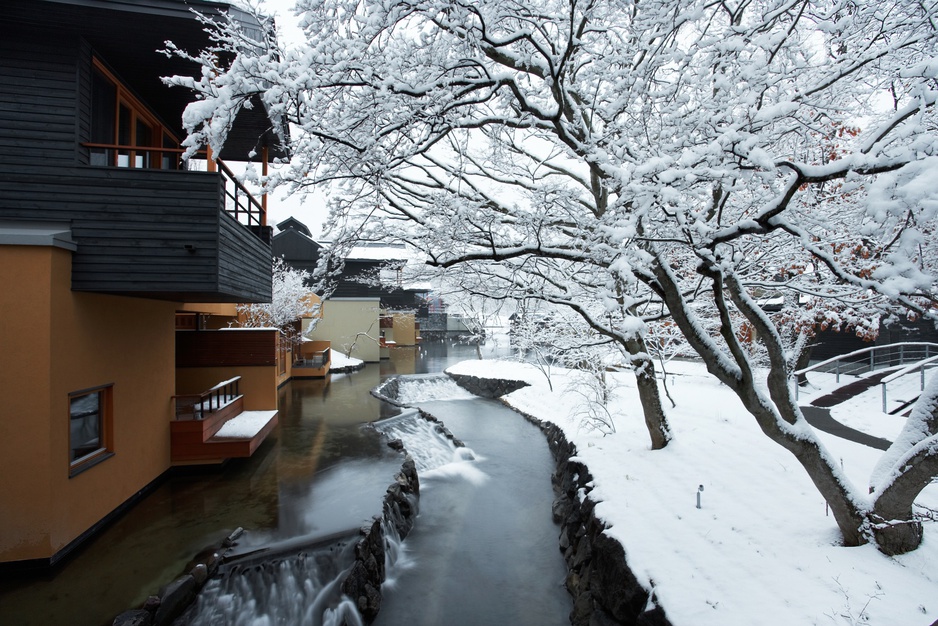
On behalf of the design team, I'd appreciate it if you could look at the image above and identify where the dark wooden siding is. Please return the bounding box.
[0,167,271,302]
[218,207,274,302]
[0,20,271,302]
[811,320,938,362]
[0,27,80,167]
[176,329,278,367]
[75,37,94,167]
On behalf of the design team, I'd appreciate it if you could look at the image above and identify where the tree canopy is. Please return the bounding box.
[167,0,938,553]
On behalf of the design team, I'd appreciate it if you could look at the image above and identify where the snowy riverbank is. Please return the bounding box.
[446,358,938,626]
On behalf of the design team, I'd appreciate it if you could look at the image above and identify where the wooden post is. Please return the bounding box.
[206,145,216,173]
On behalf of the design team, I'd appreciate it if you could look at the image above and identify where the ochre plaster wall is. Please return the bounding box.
[0,246,55,561]
[391,313,417,346]
[305,299,381,362]
[0,246,177,563]
[175,366,279,411]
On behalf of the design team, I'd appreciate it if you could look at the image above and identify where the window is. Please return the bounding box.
[87,58,182,170]
[69,384,114,476]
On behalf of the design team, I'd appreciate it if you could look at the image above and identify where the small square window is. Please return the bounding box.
[69,384,113,476]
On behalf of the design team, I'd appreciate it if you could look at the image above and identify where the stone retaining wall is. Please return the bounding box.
[341,455,420,621]
[445,371,530,398]
[544,421,671,626]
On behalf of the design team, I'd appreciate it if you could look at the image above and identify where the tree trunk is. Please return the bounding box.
[647,259,871,545]
[624,335,672,450]
[869,383,938,554]
[794,339,813,387]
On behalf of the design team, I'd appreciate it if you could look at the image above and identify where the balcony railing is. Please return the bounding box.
[294,347,331,369]
[173,376,242,420]
[216,159,266,230]
[82,143,266,233]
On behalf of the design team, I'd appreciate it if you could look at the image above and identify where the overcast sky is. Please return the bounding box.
[254,0,329,237]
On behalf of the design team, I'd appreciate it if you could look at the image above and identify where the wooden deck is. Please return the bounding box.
[170,396,278,464]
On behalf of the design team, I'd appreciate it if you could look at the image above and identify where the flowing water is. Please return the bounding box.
[0,339,570,626]
[374,395,572,626]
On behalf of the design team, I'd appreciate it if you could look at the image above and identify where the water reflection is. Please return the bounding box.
[0,339,511,626]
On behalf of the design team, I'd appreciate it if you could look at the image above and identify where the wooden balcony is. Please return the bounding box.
[0,164,272,303]
[171,377,278,464]
[292,341,331,378]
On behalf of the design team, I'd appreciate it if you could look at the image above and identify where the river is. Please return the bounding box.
[0,339,571,626]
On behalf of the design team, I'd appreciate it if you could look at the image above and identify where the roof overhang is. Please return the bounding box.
[8,0,287,160]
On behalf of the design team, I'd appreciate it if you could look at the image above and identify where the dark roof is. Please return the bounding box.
[276,216,312,238]
[6,0,286,160]
[272,226,323,261]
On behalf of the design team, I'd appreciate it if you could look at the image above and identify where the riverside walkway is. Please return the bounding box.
[800,372,894,451]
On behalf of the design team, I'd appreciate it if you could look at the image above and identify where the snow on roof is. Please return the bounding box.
[345,243,416,261]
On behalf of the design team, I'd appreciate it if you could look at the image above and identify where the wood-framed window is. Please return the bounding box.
[87,58,182,170]
[68,384,114,477]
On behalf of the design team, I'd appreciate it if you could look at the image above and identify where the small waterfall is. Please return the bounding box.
[180,539,358,626]
[379,506,413,590]
[394,377,475,404]
[371,374,475,408]
[370,409,475,474]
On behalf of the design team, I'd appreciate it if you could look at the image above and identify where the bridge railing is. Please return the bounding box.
[794,342,938,402]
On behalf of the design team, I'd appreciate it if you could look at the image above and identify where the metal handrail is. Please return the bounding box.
[794,342,938,401]
[174,376,242,419]
[880,355,938,412]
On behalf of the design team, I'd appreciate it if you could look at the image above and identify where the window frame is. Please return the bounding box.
[68,383,115,477]
[86,58,182,170]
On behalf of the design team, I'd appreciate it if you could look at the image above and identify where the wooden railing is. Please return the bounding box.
[173,376,241,420]
[82,143,266,231]
[217,159,266,230]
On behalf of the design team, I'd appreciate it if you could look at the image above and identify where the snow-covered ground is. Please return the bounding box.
[445,358,938,626]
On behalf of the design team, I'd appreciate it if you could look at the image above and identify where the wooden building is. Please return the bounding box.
[0,0,285,571]
[272,217,430,361]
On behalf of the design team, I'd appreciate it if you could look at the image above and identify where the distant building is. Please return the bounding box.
[272,217,432,360]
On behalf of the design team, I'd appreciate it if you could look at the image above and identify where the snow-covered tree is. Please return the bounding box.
[168,0,938,553]
[238,257,319,337]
